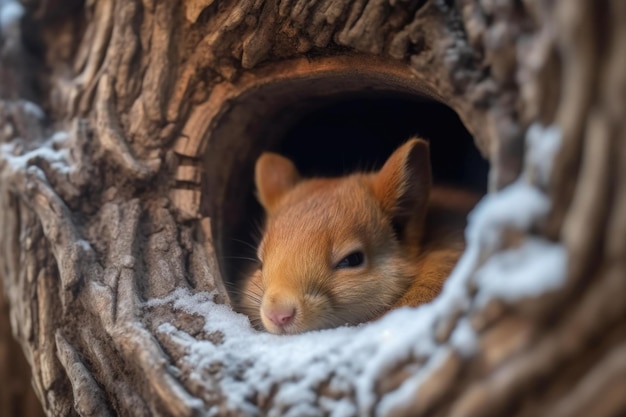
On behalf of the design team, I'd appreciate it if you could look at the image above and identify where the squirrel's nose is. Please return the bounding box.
[264,306,295,326]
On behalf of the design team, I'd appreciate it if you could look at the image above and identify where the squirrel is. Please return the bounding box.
[235,138,479,335]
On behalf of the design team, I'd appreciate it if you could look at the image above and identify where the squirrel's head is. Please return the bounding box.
[245,138,432,334]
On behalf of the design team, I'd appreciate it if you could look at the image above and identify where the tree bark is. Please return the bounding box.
[0,0,624,416]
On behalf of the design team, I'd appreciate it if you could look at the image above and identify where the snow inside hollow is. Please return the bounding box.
[151,288,458,416]
[145,125,568,416]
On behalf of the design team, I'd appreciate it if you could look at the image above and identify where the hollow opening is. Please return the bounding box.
[209,91,488,300]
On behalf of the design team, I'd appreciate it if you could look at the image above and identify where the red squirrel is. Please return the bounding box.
[235,138,479,335]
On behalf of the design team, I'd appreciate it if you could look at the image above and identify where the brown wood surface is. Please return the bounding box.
[0,0,624,416]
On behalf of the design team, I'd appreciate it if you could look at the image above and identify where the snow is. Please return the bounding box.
[375,348,449,416]
[526,123,562,187]
[449,317,477,356]
[0,0,23,35]
[1,129,73,176]
[150,289,436,415]
[466,180,550,252]
[474,237,566,306]
[321,397,356,417]
[20,100,45,120]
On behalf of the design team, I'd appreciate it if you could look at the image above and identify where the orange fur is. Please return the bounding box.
[235,138,479,334]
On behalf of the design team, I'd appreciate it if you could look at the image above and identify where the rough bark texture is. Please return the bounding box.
[0,0,624,416]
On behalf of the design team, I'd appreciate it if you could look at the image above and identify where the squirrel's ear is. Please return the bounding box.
[373,138,432,231]
[255,152,301,213]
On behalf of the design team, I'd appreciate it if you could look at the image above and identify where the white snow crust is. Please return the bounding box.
[1,129,72,175]
[526,123,562,187]
[0,0,23,40]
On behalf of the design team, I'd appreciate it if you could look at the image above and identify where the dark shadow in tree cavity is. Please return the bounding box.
[222,93,488,301]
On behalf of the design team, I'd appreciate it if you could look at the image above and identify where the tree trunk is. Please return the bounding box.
[0,0,624,416]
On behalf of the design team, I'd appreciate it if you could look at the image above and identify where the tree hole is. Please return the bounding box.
[213,92,488,302]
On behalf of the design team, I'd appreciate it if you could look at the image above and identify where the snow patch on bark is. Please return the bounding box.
[467,180,550,252]
[526,123,562,187]
[475,237,566,306]
[0,0,23,37]
[1,130,73,175]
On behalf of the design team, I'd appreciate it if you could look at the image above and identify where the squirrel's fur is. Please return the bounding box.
[236,138,478,334]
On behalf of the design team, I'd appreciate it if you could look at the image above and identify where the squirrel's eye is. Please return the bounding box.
[335,251,365,269]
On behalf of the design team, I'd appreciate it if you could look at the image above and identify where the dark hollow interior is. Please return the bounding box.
[221,93,489,297]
